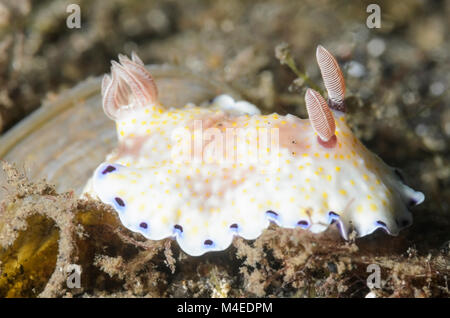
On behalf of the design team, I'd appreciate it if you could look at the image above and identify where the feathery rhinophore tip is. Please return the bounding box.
[131,51,145,66]
[101,74,111,97]
[305,88,336,142]
[316,45,346,111]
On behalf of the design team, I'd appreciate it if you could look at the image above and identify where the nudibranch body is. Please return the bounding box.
[86,47,424,256]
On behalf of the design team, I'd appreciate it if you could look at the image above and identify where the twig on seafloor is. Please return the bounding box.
[275,42,324,95]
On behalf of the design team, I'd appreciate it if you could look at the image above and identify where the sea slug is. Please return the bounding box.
[84,46,425,256]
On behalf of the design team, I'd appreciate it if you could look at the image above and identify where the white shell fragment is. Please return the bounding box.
[86,48,425,256]
[211,94,261,116]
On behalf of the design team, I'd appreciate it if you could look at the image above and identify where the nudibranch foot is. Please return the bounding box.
[85,46,424,256]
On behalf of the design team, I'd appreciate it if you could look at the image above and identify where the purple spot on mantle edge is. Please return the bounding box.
[102,165,116,175]
[140,222,148,229]
[115,197,125,207]
[204,239,213,246]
